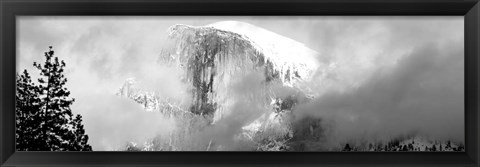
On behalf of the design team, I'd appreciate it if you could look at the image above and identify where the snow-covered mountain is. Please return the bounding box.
[168,21,323,83]
[115,21,327,150]
[119,20,327,118]
[165,21,327,122]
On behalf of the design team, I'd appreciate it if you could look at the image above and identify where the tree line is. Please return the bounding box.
[342,140,465,152]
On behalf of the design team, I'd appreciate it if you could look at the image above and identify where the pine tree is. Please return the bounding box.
[343,144,352,151]
[16,70,43,150]
[16,46,92,151]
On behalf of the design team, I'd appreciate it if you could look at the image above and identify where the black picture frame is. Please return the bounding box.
[1,0,478,166]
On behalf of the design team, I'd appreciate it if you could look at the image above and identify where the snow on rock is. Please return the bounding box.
[207,21,321,84]
[116,77,158,112]
[116,77,189,117]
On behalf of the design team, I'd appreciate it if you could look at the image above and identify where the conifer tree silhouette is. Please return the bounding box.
[16,46,92,151]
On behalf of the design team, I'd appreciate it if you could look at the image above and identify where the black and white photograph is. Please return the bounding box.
[16,16,464,151]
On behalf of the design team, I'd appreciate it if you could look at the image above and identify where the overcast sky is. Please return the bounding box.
[17,16,464,150]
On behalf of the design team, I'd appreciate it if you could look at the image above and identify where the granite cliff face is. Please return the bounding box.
[166,21,323,122]
[119,21,325,119]
[117,21,328,150]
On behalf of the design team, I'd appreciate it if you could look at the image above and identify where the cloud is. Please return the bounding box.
[300,17,463,94]
[295,41,464,146]
[172,71,272,151]
[17,17,202,150]
[210,72,270,149]
[72,92,176,151]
